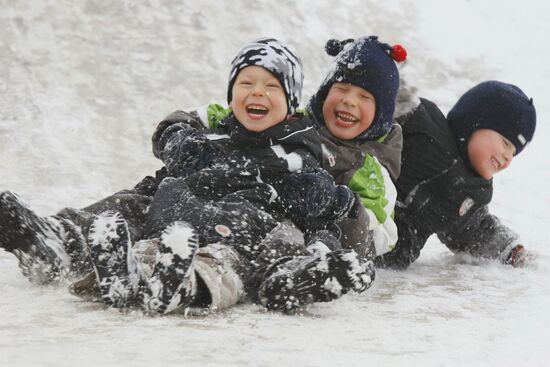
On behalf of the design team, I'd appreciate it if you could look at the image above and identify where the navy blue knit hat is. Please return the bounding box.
[447,81,536,155]
[227,38,304,115]
[308,36,406,140]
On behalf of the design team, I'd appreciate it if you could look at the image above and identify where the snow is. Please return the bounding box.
[161,222,197,260]
[1,0,550,366]
[323,277,343,296]
[87,211,124,249]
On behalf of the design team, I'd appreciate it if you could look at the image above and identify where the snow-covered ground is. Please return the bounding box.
[1,1,549,366]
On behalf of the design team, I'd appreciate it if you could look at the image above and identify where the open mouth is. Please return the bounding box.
[335,111,359,126]
[491,157,501,171]
[246,104,269,116]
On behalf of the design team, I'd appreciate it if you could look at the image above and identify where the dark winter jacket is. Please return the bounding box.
[308,113,402,259]
[145,106,354,240]
[375,98,520,269]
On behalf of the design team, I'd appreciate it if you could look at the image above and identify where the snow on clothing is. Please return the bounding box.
[0,173,324,314]
[180,104,402,261]
[147,111,355,242]
[375,98,521,270]
[0,104,372,314]
[85,107,372,314]
[155,105,401,264]
[69,233,249,314]
[0,187,158,284]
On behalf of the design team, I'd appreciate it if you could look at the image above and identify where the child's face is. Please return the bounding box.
[322,83,376,140]
[230,66,288,132]
[467,129,516,180]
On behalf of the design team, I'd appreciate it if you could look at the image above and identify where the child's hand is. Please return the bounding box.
[282,169,355,221]
[160,123,214,177]
[506,245,537,268]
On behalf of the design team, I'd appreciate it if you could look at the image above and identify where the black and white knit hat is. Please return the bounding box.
[447,81,537,156]
[227,38,304,115]
[308,36,407,140]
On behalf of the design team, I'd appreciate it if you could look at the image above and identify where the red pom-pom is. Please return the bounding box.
[391,44,407,62]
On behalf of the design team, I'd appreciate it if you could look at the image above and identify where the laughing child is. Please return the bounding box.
[375,81,537,269]
[306,36,407,261]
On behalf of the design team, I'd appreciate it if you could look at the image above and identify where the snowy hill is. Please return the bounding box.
[1,1,549,366]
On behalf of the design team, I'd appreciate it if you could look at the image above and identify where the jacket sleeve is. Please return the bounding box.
[348,155,398,256]
[374,206,431,269]
[437,205,520,262]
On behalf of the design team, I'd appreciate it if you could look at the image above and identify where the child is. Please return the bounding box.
[305,36,406,261]
[0,38,372,314]
[374,81,537,269]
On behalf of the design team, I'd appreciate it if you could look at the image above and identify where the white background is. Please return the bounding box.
[1,1,549,366]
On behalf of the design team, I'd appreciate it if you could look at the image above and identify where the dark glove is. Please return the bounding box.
[280,168,355,222]
[159,123,215,177]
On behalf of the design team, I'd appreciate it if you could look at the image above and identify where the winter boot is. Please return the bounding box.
[88,211,135,308]
[0,191,87,283]
[258,249,375,312]
[138,221,199,315]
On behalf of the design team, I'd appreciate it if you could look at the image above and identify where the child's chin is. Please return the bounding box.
[329,127,356,140]
[479,170,495,180]
[241,121,271,133]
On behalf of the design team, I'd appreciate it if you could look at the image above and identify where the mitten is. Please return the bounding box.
[281,168,355,221]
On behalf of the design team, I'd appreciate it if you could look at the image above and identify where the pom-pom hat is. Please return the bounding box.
[227,38,304,115]
[447,81,536,156]
[308,36,406,140]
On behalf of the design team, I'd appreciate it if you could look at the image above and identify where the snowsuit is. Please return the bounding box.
[375,98,521,270]
[146,111,350,244]
[83,105,370,314]
[308,113,402,260]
